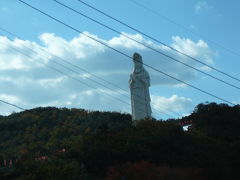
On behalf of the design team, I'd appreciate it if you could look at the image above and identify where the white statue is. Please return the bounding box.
[129,52,152,120]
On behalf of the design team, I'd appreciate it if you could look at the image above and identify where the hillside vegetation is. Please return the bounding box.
[0,102,240,179]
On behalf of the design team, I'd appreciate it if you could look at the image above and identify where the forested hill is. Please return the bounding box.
[0,107,132,155]
[1,103,240,179]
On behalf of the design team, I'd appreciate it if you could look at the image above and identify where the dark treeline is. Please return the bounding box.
[0,102,240,179]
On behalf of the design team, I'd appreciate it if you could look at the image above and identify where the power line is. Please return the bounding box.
[0,41,128,107]
[17,0,236,106]
[0,34,173,118]
[0,28,128,95]
[0,28,176,118]
[11,0,181,117]
[76,0,240,83]
[0,99,26,111]
[52,0,240,91]
[128,0,240,58]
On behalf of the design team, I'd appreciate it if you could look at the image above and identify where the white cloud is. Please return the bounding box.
[151,94,193,114]
[171,36,216,65]
[0,94,21,104]
[0,94,22,115]
[0,36,48,70]
[109,32,147,49]
[38,77,66,88]
[0,32,215,116]
[195,1,212,13]
[39,32,105,59]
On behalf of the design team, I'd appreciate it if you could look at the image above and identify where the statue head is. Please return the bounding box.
[133,52,143,72]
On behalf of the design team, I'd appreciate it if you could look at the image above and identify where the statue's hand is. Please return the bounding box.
[134,74,140,80]
[129,75,134,85]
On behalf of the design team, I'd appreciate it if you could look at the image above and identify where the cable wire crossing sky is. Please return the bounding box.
[0,0,240,119]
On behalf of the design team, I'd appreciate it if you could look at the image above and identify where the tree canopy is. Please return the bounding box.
[0,103,240,179]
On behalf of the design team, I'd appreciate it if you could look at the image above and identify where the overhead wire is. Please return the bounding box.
[0,99,26,111]
[0,27,128,95]
[0,28,176,117]
[17,0,236,106]
[76,0,240,83]
[52,0,240,91]
[128,0,240,58]
[0,28,182,117]
[0,33,173,118]
[0,41,128,107]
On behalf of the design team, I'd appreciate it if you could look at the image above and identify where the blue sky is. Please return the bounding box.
[0,0,240,119]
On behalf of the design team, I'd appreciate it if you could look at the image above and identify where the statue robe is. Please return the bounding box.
[129,68,152,120]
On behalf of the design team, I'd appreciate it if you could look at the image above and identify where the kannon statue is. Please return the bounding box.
[129,52,152,120]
